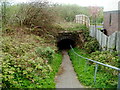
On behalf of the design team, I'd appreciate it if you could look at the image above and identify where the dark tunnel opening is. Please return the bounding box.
[57,39,76,50]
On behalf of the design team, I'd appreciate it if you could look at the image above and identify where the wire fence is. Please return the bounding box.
[70,45,120,89]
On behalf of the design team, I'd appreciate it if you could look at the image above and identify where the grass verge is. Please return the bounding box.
[69,48,118,88]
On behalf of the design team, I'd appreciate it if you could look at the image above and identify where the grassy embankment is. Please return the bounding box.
[69,48,119,88]
[2,26,62,88]
[1,0,105,88]
[68,26,119,88]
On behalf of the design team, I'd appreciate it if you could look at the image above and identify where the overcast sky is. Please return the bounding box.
[11,0,120,11]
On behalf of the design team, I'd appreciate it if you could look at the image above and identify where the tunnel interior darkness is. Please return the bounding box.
[57,39,76,50]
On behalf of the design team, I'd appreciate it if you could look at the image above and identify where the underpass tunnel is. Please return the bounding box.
[57,39,76,50]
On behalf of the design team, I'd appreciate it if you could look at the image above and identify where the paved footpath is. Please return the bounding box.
[55,50,84,88]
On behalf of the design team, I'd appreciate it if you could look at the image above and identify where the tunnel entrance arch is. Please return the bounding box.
[57,39,76,50]
[56,31,84,50]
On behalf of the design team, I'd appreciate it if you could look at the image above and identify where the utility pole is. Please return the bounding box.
[2,1,7,27]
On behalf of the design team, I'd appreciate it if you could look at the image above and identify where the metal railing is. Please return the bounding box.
[70,45,120,89]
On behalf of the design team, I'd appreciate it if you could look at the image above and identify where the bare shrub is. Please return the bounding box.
[19,0,56,29]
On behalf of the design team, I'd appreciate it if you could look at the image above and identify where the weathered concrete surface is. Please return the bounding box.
[107,32,117,50]
[116,31,120,51]
[96,29,99,41]
[55,50,84,88]
[98,30,102,46]
[101,33,108,50]
[90,25,96,37]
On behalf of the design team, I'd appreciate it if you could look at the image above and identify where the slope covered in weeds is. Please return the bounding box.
[1,0,104,88]
[69,48,119,88]
[2,27,62,88]
[67,23,119,88]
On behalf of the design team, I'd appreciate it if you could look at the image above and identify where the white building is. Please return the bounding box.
[75,14,90,27]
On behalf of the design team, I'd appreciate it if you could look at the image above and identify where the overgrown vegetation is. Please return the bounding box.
[53,4,89,22]
[65,23,99,53]
[69,48,119,88]
[52,4,103,24]
[2,28,62,88]
[1,0,105,88]
[67,23,119,88]
[1,0,103,27]
[82,27,100,53]
[1,0,64,88]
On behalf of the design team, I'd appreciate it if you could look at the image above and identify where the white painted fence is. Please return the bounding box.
[90,25,120,51]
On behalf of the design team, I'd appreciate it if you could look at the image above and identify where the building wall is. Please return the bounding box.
[118,10,120,32]
[103,10,120,35]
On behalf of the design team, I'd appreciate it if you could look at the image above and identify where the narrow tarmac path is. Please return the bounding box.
[55,50,84,88]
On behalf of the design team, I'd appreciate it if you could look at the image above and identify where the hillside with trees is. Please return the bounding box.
[2,0,118,89]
